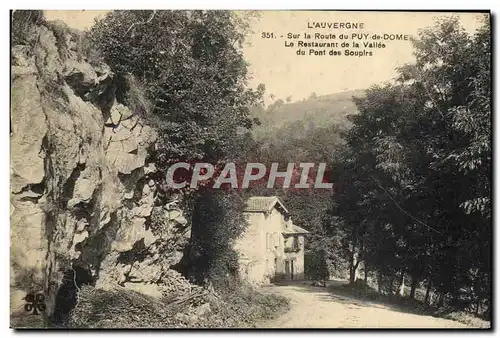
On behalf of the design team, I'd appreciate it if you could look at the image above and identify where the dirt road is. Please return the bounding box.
[261,281,470,328]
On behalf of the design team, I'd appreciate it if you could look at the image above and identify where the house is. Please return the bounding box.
[234,196,309,284]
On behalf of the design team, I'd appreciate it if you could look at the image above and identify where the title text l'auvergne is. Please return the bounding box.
[307,22,365,29]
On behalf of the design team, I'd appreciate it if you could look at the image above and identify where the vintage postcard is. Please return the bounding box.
[10,10,491,329]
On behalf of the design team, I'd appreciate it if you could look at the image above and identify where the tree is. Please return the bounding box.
[180,190,247,287]
[328,15,491,311]
[89,11,265,287]
[90,10,264,168]
[305,249,329,283]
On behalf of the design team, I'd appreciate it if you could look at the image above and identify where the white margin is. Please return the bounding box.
[1,1,498,338]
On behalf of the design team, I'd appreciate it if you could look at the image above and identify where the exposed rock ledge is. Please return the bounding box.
[10,22,190,324]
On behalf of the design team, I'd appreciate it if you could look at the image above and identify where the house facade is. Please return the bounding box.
[234,196,309,284]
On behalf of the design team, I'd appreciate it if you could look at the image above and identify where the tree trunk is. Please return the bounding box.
[389,275,395,297]
[349,260,360,285]
[348,247,360,285]
[364,263,368,284]
[349,264,355,285]
[398,269,405,297]
[474,273,483,315]
[424,279,432,305]
[475,297,481,315]
[377,271,382,293]
[409,276,419,299]
[437,291,445,308]
[348,249,355,285]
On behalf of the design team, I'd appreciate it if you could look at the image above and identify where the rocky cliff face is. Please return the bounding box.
[10,21,190,324]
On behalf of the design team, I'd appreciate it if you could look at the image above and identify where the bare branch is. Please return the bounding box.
[124,10,157,37]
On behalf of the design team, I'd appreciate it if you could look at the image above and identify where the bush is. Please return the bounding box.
[68,285,178,328]
[337,280,384,302]
[114,73,152,117]
[68,281,289,328]
[434,307,491,329]
[209,282,290,328]
[305,249,329,282]
[179,190,248,288]
[11,10,45,46]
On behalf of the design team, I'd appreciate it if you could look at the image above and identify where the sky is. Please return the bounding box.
[44,10,485,104]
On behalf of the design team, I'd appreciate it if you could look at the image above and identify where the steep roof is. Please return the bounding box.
[244,196,288,213]
[292,224,309,234]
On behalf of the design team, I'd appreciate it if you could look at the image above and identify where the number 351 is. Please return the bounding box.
[261,32,274,38]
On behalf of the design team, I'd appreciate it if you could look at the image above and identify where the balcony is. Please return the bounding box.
[284,246,300,253]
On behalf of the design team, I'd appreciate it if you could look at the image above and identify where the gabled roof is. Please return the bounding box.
[244,196,288,213]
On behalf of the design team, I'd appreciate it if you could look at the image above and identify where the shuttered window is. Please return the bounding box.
[273,233,279,247]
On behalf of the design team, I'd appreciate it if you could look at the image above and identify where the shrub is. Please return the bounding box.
[114,73,152,117]
[207,282,290,328]
[11,10,45,47]
[179,190,248,288]
[69,285,174,328]
[305,249,329,282]
[68,281,289,328]
[434,307,491,329]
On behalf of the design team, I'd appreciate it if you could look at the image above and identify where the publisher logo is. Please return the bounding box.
[24,293,46,315]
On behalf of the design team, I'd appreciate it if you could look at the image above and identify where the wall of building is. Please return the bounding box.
[235,207,307,283]
[263,208,286,281]
[283,234,305,280]
[234,212,267,284]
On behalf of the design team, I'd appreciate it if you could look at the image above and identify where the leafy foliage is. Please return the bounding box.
[328,15,491,316]
[11,10,45,47]
[179,190,248,287]
[304,249,329,282]
[88,11,264,286]
[89,10,264,167]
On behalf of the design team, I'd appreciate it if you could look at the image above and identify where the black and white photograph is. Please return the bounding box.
[9,9,492,329]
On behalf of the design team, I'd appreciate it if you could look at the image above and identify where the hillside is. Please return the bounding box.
[251,89,365,139]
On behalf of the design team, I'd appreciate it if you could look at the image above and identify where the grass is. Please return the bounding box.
[434,307,491,329]
[209,282,290,328]
[326,280,490,328]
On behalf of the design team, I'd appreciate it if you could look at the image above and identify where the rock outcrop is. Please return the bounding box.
[10,21,190,325]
